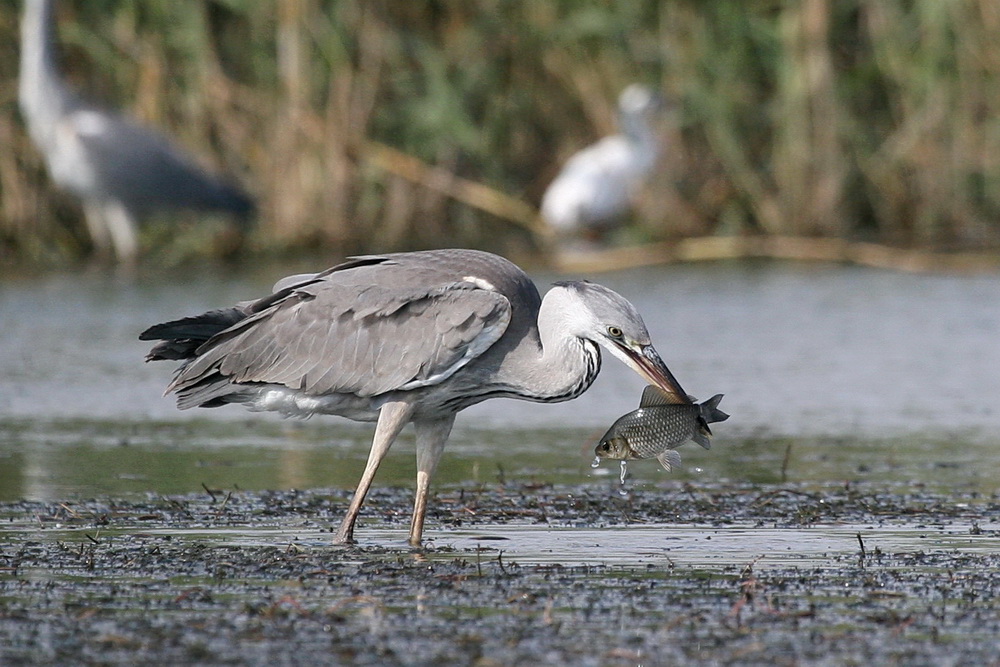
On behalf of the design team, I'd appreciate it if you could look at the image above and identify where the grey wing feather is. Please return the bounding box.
[170,278,512,399]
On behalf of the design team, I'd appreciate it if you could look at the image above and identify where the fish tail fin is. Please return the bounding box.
[656,449,682,472]
[701,394,730,424]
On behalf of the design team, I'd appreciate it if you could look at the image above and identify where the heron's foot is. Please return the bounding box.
[332,526,356,545]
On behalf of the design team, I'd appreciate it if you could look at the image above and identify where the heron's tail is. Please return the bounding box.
[212,180,256,221]
[140,307,247,361]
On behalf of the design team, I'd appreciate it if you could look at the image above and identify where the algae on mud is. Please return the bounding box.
[2,482,1000,665]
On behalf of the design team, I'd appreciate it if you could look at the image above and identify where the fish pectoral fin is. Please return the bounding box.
[656,449,682,472]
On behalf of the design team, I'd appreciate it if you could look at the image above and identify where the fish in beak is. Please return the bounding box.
[621,343,692,405]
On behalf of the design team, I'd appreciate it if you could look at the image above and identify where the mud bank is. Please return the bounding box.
[2,481,999,665]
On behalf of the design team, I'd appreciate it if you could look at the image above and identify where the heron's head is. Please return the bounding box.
[618,84,665,117]
[549,281,690,400]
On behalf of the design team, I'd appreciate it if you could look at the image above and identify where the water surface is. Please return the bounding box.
[2,260,999,502]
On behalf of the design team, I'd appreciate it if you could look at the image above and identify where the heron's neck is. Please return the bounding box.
[20,0,72,139]
[620,110,659,170]
[507,292,601,403]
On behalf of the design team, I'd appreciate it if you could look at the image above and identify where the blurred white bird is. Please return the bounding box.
[541,84,663,240]
[19,0,255,265]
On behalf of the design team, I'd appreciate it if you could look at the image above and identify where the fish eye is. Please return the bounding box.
[606,326,623,338]
[598,443,610,452]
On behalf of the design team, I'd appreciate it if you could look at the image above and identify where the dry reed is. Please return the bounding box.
[1,1,999,266]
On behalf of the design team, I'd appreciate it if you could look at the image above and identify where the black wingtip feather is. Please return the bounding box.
[141,308,248,361]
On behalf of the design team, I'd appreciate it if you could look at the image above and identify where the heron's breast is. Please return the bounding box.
[248,386,380,422]
[48,118,99,195]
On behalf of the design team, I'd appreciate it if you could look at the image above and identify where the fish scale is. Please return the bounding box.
[611,405,700,458]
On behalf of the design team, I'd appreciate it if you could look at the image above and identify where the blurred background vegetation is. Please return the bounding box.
[2,0,1000,268]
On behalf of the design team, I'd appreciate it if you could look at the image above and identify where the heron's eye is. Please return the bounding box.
[606,326,623,338]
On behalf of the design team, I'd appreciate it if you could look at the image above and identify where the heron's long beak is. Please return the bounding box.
[627,344,692,404]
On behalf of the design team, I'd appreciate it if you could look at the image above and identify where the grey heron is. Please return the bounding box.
[141,249,693,546]
[541,84,663,238]
[19,0,254,264]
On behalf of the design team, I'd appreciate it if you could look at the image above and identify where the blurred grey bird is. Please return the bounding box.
[19,0,254,264]
[594,386,729,471]
[541,84,664,239]
[140,249,693,546]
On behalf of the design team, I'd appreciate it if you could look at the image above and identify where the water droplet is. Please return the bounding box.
[619,460,629,485]
[591,457,601,469]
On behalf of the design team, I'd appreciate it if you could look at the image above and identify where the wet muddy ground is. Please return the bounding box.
[3,480,999,666]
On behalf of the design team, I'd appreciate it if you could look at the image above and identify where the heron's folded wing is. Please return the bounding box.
[170,279,512,398]
[70,109,252,214]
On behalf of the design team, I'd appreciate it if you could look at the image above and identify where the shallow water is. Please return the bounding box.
[3,260,1000,433]
[2,260,999,503]
[2,418,997,503]
[6,521,998,569]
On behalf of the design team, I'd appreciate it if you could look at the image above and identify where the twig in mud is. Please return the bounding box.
[164,498,189,514]
[739,554,765,579]
[615,493,634,524]
[891,615,916,636]
[780,443,793,483]
[542,598,556,626]
[497,550,508,575]
[750,488,822,507]
[201,482,218,502]
[272,595,310,617]
[857,532,866,566]
[173,588,205,604]
[327,595,384,614]
[728,576,757,626]
[85,532,101,545]
[682,482,717,506]
[304,569,333,577]
[58,502,80,519]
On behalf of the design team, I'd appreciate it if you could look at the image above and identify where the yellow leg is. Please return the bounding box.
[333,401,413,545]
[408,416,454,547]
[103,201,139,264]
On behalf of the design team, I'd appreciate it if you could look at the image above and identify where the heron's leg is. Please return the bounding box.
[333,400,413,545]
[103,201,139,264]
[409,415,455,547]
[82,202,113,258]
